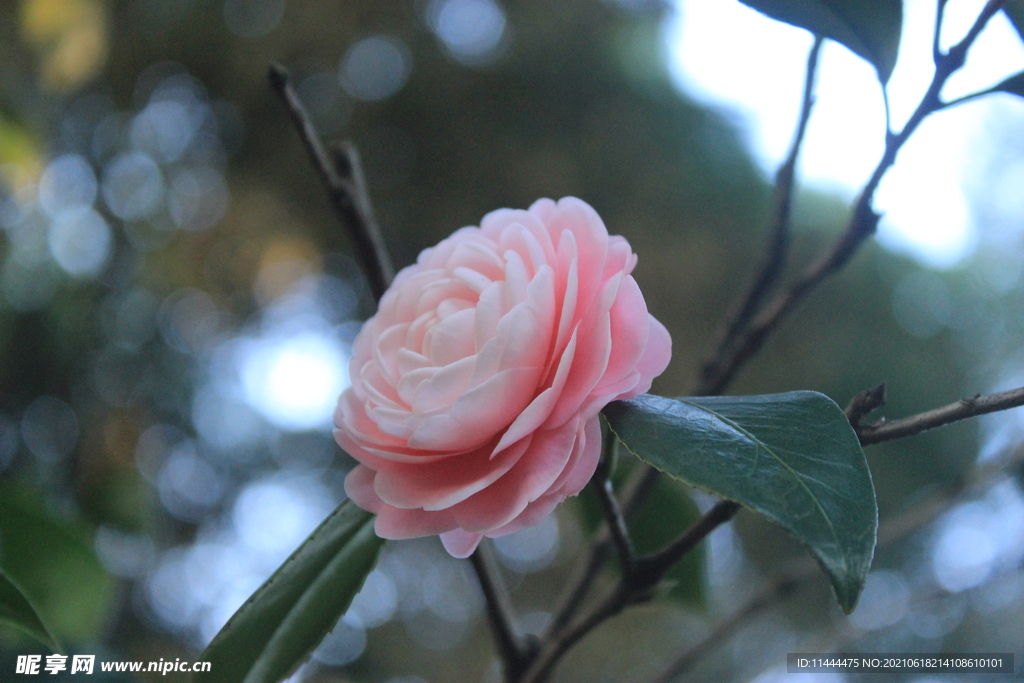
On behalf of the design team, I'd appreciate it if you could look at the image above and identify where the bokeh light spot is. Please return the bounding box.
[427,0,507,65]
[340,35,411,102]
[47,206,112,277]
[238,331,349,431]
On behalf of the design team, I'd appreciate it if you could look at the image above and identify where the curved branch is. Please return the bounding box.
[699,35,823,373]
[695,1,1006,397]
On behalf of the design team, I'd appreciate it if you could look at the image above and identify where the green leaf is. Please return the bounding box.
[197,500,383,683]
[603,392,877,613]
[1006,1,1024,41]
[738,0,902,83]
[0,570,61,652]
[994,71,1024,98]
[0,486,114,642]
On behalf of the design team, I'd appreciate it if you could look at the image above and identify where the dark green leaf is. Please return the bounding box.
[1006,1,1024,41]
[603,392,877,613]
[739,0,902,82]
[197,501,383,683]
[0,570,61,652]
[994,71,1024,98]
[0,486,114,642]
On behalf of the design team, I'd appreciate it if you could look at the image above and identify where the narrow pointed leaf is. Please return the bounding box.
[603,392,877,612]
[739,0,902,83]
[197,501,383,683]
[0,570,61,653]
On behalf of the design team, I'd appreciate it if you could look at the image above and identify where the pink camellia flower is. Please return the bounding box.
[334,197,671,558]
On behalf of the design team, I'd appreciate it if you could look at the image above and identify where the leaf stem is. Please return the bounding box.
[267,63,395,302]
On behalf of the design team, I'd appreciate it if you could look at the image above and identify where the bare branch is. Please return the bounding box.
[933,0,950,64]
[844,382,886,425]
[522,499,742,683]
[858,385,1024,445]
[631,500,741,592]
[696,3,1006,397]
[649,576,802,683]
[526,3,1009,678]
[267,63,394,301]
[698,36,823,387]
[650,442,1024,683]
[594,433,636,576]
[470,542,531,681]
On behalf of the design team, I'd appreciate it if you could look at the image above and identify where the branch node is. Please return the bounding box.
[845,383,887,426]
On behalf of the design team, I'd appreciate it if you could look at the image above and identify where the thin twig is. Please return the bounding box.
[522,4,1007,678]
[520,499,742,683]
[843,382,887,425]
[546,33,825,645]
[470,542,531,681]
[544,541,611,637]
[651,442,1024,683]
[595,432,636,576]
[631,501,741,591]
[699,36,823,377]
[649,577,803,683]
[267,63,394,301]
[934,0,950,64]
[696,2,1005,397]
[857,385,1024,445]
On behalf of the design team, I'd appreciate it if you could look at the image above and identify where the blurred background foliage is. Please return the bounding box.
[0,0,1022,681]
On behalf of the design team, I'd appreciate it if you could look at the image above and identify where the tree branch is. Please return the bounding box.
[267,62,395,301]
[695,2,1004,397]
[594,432,636,576]
[470,542,532,681]
[631,500,741,592]
[934,0,950,64]
[520,499,741,683]
[650,441,1024,683]
[843,382,887,425]
[857,385,1024,445]
[523,3,1007,679]
[698,36,823,388]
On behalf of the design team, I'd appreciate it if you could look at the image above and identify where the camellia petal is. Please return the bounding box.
[335,197,671,556]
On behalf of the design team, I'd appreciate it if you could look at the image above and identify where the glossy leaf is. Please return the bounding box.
[0,570,61,652]
[603,392,877,613]
[994,71,1024,98]
[739,0,902,82]
[1006,1,1024,41]
[197,501,384,683]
